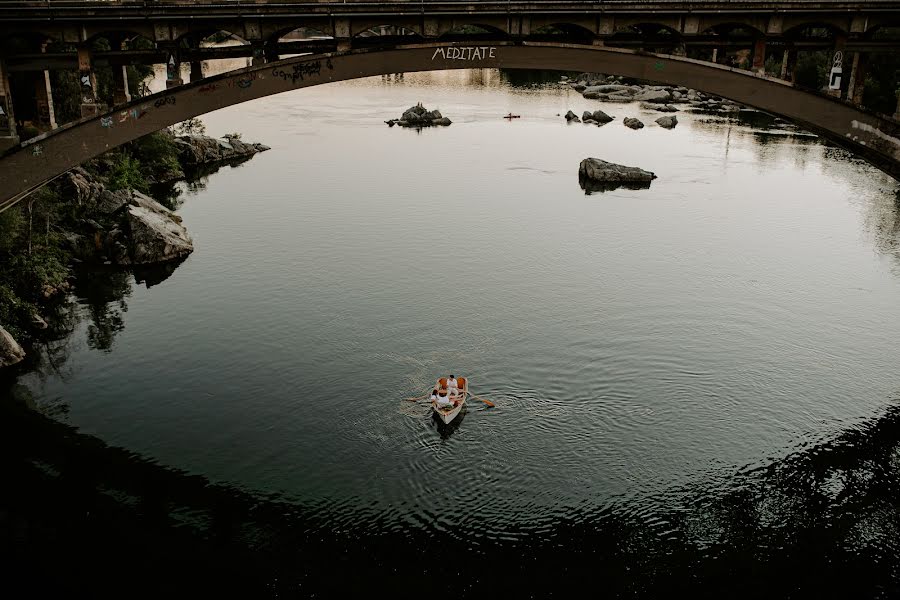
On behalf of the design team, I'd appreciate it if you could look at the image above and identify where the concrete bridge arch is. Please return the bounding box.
[0,41,898,212]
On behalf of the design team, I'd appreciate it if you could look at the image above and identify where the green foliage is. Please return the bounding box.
[794,50,830,91]
[129,131,183,180]
[106,153,149,193]
[176,118,206,136]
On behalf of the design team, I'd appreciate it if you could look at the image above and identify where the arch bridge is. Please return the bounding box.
[0,41,898,213]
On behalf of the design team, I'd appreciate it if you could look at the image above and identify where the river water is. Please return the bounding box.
[4,68,900,597]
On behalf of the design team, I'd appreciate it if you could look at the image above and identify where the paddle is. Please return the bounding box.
[468,392,495,408]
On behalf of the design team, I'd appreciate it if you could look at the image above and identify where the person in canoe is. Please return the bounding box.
[434,389,455,408]
[447,374,459,397]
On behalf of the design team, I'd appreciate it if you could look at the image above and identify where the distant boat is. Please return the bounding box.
[432,376,467,424]
[503,113,521,119]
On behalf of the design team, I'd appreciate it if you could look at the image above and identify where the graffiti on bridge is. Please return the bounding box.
[272,58,334,85]
[431,47,497,61]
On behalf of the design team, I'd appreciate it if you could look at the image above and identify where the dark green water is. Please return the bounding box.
[3,69,900,597]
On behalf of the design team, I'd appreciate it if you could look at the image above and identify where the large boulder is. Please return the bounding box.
[635,89,672,104]
[0,326,25,368]
[579,158,656,184]
[117,192,193,265]
[60,167,104,206]
[656,115,678,129]
[578,158,657,193]
[564,110,580,123]
[623,117,645,130]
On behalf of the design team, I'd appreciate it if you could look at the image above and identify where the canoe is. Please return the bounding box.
[432,376,467,425]
[504,114,521,119]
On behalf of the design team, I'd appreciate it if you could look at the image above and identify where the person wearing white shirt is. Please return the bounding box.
[447,375,459,397]
[435,390,453,408]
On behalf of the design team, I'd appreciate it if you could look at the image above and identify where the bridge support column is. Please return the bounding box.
[845,52,867,107]
[251,43,267,67]
[0,59,18,151]
[751,39,766,74]
[112,65,131,106]
[190,60,203,83]
[780,48,796,81]
[77,45,100,118]
[828,34,847,98]
[37,64,57,129]
[163,46,183,89]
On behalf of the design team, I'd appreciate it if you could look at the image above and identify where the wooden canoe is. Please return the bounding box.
[432,376,467,425]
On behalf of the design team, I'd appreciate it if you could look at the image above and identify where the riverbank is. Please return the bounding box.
[0,127,268,367]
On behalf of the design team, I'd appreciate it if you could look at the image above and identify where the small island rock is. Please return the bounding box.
[623,117,645,130]
[579,158,657,184]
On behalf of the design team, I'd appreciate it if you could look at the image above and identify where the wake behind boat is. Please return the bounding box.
[432,376,467,425]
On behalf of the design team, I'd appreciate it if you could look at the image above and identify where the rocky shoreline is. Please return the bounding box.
[0,131,268,369]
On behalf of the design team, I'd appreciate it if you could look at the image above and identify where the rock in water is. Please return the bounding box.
[123,194,194,265]
[582,110,593,122]
[656,115,678,129]
[0,326,25,368]
[592,109,614,123]
[578,158,657,193]
[635,89,672,103]
[623,117,645,130]
[565,110,580,123]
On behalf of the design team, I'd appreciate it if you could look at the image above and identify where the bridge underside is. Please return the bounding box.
[0,41,898,212]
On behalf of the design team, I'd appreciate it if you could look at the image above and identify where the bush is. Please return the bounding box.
[106,153,149,193]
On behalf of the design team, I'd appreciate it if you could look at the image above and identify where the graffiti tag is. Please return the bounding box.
[199,83,219,93]
[31,144,43,156]
[154,96,176,108]
[272,58,334,85]
[100,116,113,128]
[431,47,496,61]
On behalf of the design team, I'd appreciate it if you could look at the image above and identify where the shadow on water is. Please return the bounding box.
[4,367,900,597]
[430,405,467,439]
[579,174,654,195]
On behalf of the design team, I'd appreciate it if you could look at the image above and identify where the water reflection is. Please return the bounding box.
[3,374,900,596]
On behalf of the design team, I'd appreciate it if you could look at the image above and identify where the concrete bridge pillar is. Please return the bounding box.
[0,59,18,151]
[781,48,798,82]
[109,38,131,106]
[161,45,183,88]
[190,60,203,83]
[77,45,99,118]
[828,34,847,98]
[846,52,867,107]
[36,44,56,129]
[751,39,767,74]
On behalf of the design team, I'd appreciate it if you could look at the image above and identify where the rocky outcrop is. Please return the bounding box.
[623,117,645,130]
[385,103,452,128]
[570,73,749,114]
[103,190,193,265]
[60,167,105,206]
[578,158,657,193]
[125,202,193,265]
[0,325,25,368]
[174,134,270,166]
[656,115,678,129]
[565,110,580,123]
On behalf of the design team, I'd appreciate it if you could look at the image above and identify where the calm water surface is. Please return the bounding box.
[5,69,900,596]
